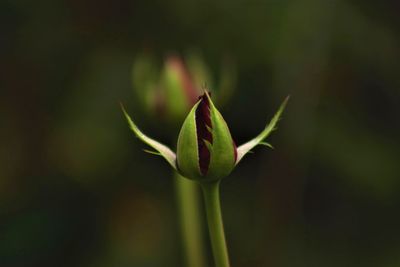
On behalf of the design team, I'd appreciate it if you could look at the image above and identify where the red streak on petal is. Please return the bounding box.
[195,93,213,175]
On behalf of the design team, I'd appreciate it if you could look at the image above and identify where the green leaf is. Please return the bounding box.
[236,96,289,164]
[121,104,177,170]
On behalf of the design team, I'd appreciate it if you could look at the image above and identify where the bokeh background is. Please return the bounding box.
[1,0,400,266]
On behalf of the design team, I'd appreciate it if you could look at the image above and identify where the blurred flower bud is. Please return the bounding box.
[160,55,201,124]
[132,52,236,129]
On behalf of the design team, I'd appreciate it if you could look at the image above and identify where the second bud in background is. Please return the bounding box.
[132,52,236,131]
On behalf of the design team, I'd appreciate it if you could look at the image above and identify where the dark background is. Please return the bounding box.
[1,0,400,266]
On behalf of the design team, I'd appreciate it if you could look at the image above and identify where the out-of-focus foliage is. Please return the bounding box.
[1,0,399,266]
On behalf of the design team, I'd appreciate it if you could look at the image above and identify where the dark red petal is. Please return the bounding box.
[195,93,213,175]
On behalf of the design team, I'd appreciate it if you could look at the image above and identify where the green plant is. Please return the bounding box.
[122,92,288,267]
[132,53,235,267]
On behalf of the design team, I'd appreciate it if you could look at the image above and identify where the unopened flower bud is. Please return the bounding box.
[122,90,288,182]
[176,92,237,182]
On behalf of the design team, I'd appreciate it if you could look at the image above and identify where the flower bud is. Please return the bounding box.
[161,56,201,124]
[132,53,236,131]
[176,92,237,182]
[132,54,202,129]
[123,90,288,183]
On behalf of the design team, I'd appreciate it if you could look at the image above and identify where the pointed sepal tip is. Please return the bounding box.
[121,103,177,170]
[236,96,289,164]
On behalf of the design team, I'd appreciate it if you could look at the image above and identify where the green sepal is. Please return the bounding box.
[205,92,236,181]
[176,101,202,179]
[203,139,213,152]
[236,96,289,164]
[143,149,162,156]
[121,104,177,170]
[259,142,274,149]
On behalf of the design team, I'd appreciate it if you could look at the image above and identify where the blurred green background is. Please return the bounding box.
[1,0,400,266]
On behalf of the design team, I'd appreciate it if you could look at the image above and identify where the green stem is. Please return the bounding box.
[175,173,206,267]
[201,181,230,267]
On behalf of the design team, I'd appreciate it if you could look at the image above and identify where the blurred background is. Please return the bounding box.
[1,0,400,266]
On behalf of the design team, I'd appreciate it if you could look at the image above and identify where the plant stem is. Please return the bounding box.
[175,173,206,267]
[201,181,230,267]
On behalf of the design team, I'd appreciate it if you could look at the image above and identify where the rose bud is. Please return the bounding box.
[160,55,201,124]
[176,92,236,181]
[132,53,236,130]
[122,92,288,267]
[121,92,289,183]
